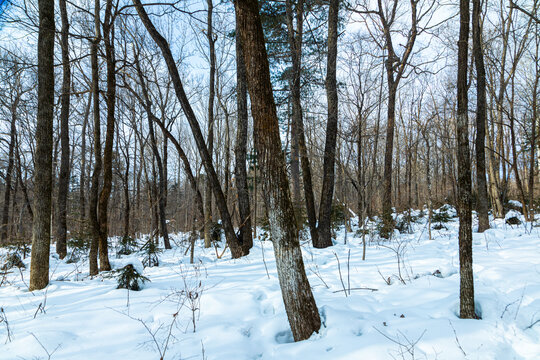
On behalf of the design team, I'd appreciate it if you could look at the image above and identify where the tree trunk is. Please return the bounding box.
[80,92,92,225]
[56,0,71,259]
[204,0,216,248]
[457,0,476,319]
[97,0,115,272]
[235,0,321,341]
[317,0,339,248]
[285,0,318,244]
[235,27,253,254]
[1,99,18,243]
[472,0,490,232]
[381,82,397,236]
[88,0,102,276]
[30,0,55,291]
[529,28,539,220]
[133,0,244,257]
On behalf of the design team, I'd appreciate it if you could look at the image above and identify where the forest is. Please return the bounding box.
[0,0,539,359]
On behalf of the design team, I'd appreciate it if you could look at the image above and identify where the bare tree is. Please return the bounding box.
[457,0,476,319]
[235,0,321,341]
[234,27,253,254]
[56,0,71,259]
[132,0,245,258]
[317,0,340,248]
[29,0,55,291]
[472,0,490,232]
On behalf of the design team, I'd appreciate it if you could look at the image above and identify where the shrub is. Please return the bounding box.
[210,222,222,242]
[141,238,161,267]
[432,208,452,224]
[117,235,137,256]
[331,203,346,230]
[1,252,25,270]
[116,264,149,291]
[506,216,521,225]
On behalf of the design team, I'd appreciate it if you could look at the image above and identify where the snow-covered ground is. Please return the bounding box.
[1,208,540,359]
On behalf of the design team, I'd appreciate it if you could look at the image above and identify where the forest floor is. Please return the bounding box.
[1,206,540,359]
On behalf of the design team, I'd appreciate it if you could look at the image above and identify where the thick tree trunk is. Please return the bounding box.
[472,0,490,232]
[457,0,476,319]
[133,0,244,257]
[56,0,71,259]
[235,28,253,254]
[97,0,115,272]
[235,0,321,341]
[317,0,339,248]
[30,0,55,291]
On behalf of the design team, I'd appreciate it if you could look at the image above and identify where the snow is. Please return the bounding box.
[1,209,540,359]
[110,256,145,275]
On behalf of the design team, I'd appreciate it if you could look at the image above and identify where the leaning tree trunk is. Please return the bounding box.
[30,0,55,291]
[56,0,71,259]
[235,0,321,341]
[317,0,339,248]
[234,29,253,253]
[457,0,476,319]
[133,0,244,257]
[472,0,490,232]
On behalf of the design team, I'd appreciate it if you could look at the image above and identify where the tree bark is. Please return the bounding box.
[235,0,321,341]
[56,0,71,259]
[97,0,115,272]
[285,0,319,244]
[204,0,216,248]
[317,0,339,248]
[457,0,476,319]
[89,0,102,276]
[472,0,490,232]
[80,92,92,224]
[235,27,253,254]
[30,0,55,291]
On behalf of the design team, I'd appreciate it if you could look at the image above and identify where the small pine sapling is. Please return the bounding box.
[116,264,149,291]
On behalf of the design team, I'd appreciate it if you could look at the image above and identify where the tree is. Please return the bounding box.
[234,22,253,254]
[457,0,476,319]
[472,0,490,232]
[132,0,245,258]
[317,0,340,248]
[204,0,216,248]
[29,0,55,291]
[351,0,429,237]
[56,0,71,259]
[89,0,102,276]
[235,0,321,340]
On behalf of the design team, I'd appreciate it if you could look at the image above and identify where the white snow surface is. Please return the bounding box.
[1,209,540,359]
